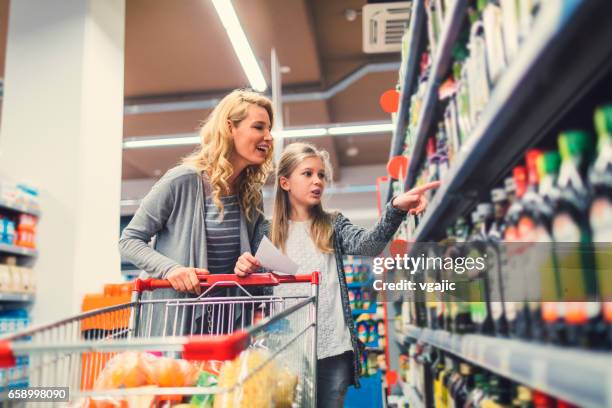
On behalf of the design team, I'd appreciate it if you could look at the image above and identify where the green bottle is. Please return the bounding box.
[468,204,495,334]
[589,105,612,348]
[536,152,564,344]
[551,131,601,348]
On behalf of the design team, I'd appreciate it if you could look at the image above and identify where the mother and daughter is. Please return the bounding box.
[120,90,439,407]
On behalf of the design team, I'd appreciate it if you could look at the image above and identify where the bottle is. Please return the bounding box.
[512,385,533,408]
[532,391,555,408]
[468,204,495,334]
[536,152,565,344]
[589,105,612,347]
[503,166,529,338]
[453,216,474,334]
[433,351,447,408]
[465,372,487,407]
[451,363,472,407]
[480,375,513,407]
[518,149,545,340]
[551,131,601,348]
[488,187,510,336]
[442,356,457,408]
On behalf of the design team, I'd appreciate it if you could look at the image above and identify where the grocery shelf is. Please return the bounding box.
[386,0,426,203]
[403,0,468,192]
[0,243,37,258]
[352,304,377,316]
[347,279,373,289]
[0,293,34,303]
[411,0,612,240]
[0,199,39,217]
[402,325,612,408]
[400,380,424,408]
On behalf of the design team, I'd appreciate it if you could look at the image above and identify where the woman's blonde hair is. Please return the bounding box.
[183,89,274,221]
[272,142,334,253]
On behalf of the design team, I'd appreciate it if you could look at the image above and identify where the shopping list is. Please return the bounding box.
[254,236,299,275]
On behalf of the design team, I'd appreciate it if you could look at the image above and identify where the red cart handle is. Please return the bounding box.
[134,271,319,293]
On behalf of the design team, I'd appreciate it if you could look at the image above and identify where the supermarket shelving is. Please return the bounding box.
[0,244,37,258]
[0,199,39,218]
[406,0,612,240]
[0,293,34,303]
[399,380,424,408]
[401,325,612,408]
[402,0,468,192]
[347,279,374,289]
[386,0,426,203]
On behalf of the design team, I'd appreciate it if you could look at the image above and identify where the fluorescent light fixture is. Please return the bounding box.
[280,128,328,138]
[328,123,394,135]
[122,122,393,149]
[123,134,199,149]
[212,0,267,92]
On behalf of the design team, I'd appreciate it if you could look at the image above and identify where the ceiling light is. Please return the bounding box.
[328,123,394,135]
[346,146,359,157]
[279,128,328,138]
[123,135,199,149]
[212,0,267,92]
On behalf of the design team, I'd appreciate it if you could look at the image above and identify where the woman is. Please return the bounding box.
[235,143,439,406]
[119,89,274,336]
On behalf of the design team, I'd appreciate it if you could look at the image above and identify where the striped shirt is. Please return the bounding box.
[205,195,241,274]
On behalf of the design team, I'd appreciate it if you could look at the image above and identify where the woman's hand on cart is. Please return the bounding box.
[234,252,261,277]
[391,181,441,214]
[167,266,209,295]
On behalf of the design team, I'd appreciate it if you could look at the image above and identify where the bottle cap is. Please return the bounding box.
[558,131,591,160]
[526,149,543,185]
[477,203,494,218]
[513,166,527,198]
[536,151,561,177]
[491,188,507,203]
[504,177,516,194]
[594,105,612,140]
[471,211,481,224]
[459,363,472,375]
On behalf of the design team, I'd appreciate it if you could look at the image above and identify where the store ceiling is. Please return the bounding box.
[0,0,400,181]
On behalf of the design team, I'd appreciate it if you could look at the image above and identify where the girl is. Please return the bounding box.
[120,89,274,336]
[235,142,439,407]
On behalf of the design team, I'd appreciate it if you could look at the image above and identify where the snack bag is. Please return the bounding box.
[190,360,222,408]
[214,349,274,408]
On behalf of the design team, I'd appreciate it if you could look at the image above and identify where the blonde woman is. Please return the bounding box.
[119,89,273,336]
[235,142,439,407]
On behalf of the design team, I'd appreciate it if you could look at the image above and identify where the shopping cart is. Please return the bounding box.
[0,272,319,407]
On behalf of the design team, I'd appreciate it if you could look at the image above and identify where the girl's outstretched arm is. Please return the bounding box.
[336,181,440,256]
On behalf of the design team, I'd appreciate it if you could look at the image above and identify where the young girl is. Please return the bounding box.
[234,143,439,407]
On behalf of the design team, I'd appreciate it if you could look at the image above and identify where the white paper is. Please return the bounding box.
[254,236,299,275]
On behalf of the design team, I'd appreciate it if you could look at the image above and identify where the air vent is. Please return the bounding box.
[363,2,411,53]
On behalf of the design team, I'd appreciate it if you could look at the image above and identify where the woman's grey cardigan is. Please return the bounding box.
[118,165,267,336]
[252,203,407,388]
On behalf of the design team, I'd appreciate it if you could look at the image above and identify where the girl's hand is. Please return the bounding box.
[167,266,209,295]
[234,252,261,277]
[392,181,441,214]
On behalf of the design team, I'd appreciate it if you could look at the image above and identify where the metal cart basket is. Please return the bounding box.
[0,272,319,407]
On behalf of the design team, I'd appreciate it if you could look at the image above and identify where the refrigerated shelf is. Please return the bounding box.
[402,325,612,408]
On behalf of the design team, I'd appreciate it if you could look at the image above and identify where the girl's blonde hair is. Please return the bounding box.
[272,142,334,253]
[183,89,274,221]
